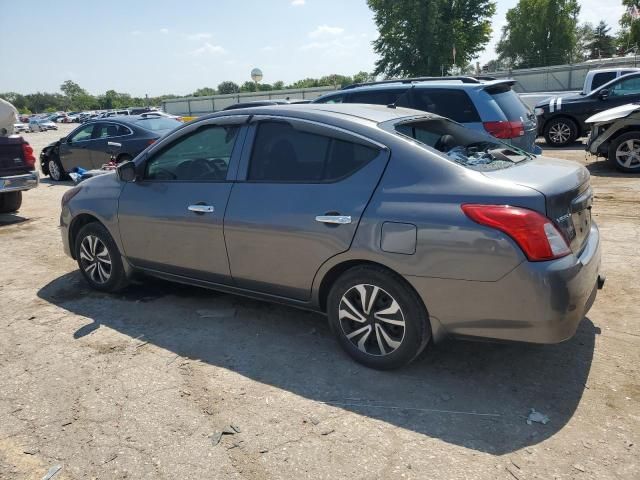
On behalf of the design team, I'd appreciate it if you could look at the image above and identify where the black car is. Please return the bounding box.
[40,116,182,181]
[536,72,640,147]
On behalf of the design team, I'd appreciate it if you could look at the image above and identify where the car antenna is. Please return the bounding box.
[387,85,416,109]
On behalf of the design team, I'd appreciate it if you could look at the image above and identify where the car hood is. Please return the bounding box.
[585,103,640,124]
[535,92,585,109]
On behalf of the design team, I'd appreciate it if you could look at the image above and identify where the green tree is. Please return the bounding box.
[60,80,87,98]
[217,81,240,94]
[573,23,595,62]
[272,80,285,90]
[587,21,615,58]
[192,87,217,97]
[497,0,581,68]
[240,81,257,92]
[618,1,640,52]
[367,0,496,77]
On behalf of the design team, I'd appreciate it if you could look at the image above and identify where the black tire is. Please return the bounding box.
[607,132,640,173]
[0,191,22,213]
[327,265,431,370]
[47,155,67,181]
[75,222,129,292]
[544,117,578,147]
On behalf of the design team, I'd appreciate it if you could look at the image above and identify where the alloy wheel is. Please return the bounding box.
[549,122,571,144]
[48,160,61,180]
[79,235,112,284]
[615,139,640,170]
[338,284,406,356]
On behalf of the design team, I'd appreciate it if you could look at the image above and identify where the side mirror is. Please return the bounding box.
[117,160,137,182]
[599,89,609,100]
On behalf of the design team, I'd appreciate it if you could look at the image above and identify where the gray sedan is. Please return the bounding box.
[59,104,603,369]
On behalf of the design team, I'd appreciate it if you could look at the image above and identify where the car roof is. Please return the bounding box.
[336,78,515,93]
[204,102,435,124]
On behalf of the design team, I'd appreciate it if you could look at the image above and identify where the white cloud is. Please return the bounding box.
[309,25,344,38]
[131,30,142,36]
[190,42,227,56]
[261,45,276,52]
[188,32,213,40]
[291,0,305,6]
[160,28,169,34]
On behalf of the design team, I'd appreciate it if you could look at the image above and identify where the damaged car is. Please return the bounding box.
[586,102,640,173]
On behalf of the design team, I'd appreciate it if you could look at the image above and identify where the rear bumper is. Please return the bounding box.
[406,222,602,344]
[0,171,39,193]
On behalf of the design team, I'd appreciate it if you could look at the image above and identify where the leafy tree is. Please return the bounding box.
[367,0,496,77]
[587,21,615,58]
[573,23,595,62]
[217,81,240,94]
[618,1,640,52]
[192,87,216,97]
[272,80,285,90]
[240,81,258,92]
[497,0,580,68]
[288,77,320,89]
[60,80,87,98]
[352,71,375,84]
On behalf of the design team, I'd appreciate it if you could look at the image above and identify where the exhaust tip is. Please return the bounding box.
[597,274,606,290]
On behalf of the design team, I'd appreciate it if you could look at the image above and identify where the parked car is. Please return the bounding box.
[59,104,603,369]
[536,72,640,147]
[98,110,131,118]
[29,118,57,132]
[312,76,540,153]
[40,115,182,180]
[581,68,640,94]
[139,111,183,121]
[585,102,640,173]
[223,100,292,111]
[13,121,29,133]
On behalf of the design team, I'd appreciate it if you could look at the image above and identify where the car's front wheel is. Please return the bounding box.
[75,222,128,292]
[327,265,431,369]
[544,118,578,147]
[608,132,640,173]
[48,157,66,181]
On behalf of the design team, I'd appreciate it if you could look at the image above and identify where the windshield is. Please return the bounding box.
[393,117,531,171]
[134,117,182,132]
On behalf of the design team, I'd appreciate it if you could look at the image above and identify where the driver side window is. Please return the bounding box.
[145,125,239,181]
[69,125,94,142]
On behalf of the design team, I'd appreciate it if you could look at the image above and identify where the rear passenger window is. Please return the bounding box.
[411,89,481,123]
[248,121,379,182]
[315,93,345,104]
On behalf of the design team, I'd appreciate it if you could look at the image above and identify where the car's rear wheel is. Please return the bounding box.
[544,118,578,147]
[608,132,640,173]
[48,157,66,181]
[75,222,128,292]
[0,191,22,213]
[327,266,431,369]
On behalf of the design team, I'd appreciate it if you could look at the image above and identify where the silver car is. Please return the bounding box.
[60,104,603,369]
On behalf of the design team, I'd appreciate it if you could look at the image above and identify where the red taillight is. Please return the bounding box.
[461,204,571,261]
[148,139,156,145]
[21,142,36,168]
[483,121,525,139]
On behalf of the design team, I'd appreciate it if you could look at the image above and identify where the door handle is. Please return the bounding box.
[315,215,351,225]
[188,204,214,214]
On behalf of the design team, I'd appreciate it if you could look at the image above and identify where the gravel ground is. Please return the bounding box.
[1,125,638,479]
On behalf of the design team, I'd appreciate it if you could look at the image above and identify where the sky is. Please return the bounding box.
[0,0,629,97]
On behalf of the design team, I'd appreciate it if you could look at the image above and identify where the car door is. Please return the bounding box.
[90,122,132,168]
[224,117,389,300]
[117,116,247,284]
[58,123,95,172]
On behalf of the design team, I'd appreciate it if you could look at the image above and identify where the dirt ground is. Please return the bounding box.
[1,124,638,480]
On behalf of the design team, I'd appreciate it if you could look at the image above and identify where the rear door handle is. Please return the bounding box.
[188,204,214,214]
[315,215,351,225]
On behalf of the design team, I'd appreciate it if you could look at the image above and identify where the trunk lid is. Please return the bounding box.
[482,156,593,254]
[0,136,31,176]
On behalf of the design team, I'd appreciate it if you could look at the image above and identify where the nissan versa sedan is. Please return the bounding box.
[59,104,604,369]
[40,116,182,181]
